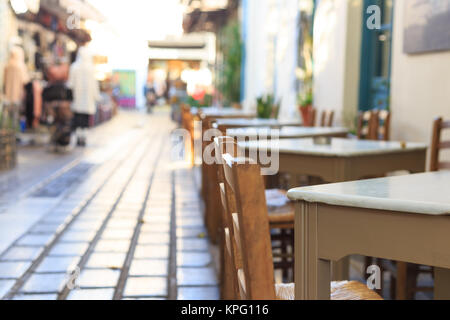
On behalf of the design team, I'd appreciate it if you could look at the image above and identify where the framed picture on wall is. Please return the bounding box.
[404,0,450,54]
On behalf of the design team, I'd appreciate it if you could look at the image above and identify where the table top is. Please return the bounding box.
[227,126,349,139]
[287,171,450,215]
[238,138,427,157]
[192,107,255,119]
[215,118,303,128]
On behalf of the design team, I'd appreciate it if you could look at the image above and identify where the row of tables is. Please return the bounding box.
[194,107,448,300]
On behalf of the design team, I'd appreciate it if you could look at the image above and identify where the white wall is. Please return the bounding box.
[313,0,349,126]
[242,0,299,120]
[242,0,268,112]
[274,0,299,120]
[390,0,450,162]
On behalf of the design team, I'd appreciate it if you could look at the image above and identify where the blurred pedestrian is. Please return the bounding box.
[67,46,100,147]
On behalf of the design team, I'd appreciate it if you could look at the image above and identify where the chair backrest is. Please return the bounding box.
[181,104,192,131]
[221,154,276,300]
[214,137,240,299]
[430,117,450,172]
[357,110,391,141]
[320,110,335,127]
[357,111,376,140]
[310,107,317,127]
[376,110,391,141]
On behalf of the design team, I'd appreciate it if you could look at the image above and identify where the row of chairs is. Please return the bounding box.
[214,137,383,300]
[307,108,391,143]
[302,108,335,127]
[212,115,449,300]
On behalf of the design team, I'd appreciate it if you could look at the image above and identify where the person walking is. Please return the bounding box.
[67,46,100,147]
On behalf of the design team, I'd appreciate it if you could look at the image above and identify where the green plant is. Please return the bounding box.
[218,19,242,105]
[298,88,313,108]
[256,94,279,119]
[185,94,213,108]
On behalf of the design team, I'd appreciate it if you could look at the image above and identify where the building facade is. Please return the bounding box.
[313,0,450,164]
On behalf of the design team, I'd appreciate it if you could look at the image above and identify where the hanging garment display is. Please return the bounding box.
[3,46,29,103]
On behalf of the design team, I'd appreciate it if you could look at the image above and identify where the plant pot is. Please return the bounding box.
[299,105,314,127]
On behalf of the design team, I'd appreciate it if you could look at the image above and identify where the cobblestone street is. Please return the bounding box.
[0,110,219,300]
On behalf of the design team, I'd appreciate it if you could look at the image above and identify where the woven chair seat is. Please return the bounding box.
[265,189,294,227]
[275,281,383,300]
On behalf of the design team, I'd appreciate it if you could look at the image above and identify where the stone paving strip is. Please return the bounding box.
[0,118,157,300]
[0,112,219,300]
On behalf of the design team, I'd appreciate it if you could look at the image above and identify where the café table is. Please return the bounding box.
[214,118,303,133]
[238,138,427,280]
[195,107,255,120]
[227,126,348,140]
[238,138,427,183]
[287,171,450,300]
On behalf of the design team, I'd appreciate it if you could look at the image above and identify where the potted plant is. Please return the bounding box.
[298,88,314,126]
[256,95,280,119]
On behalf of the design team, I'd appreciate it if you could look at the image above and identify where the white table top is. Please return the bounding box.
[227,126,348,139]
[215,118,303,128]
[287,171,450,215]
[193,107,255,119]
[238,138,427,157]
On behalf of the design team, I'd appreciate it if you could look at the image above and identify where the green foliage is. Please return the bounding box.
[219,19,242,105]
[185,94,213,108]
[298,87,313,108]
[256,94,280,119]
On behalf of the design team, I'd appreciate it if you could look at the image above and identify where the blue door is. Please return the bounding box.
[359,0,394,111]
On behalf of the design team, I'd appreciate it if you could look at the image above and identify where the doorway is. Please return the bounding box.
[358,0,394,111]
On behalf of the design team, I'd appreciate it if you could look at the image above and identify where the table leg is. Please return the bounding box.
[332,257,350,281]
[295,202,331,300]
[396,262,407,300]
[434,268,450,300]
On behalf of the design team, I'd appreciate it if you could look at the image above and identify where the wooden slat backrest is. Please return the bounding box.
[357,110,391,141]
[310,107,317,127]
[430,117,450,172]
[221,155,276,300]
[215,137,241,299]
[377,110,391,141]
[357,111,376,140]
[180,104,195,164]
[320,110,335,127]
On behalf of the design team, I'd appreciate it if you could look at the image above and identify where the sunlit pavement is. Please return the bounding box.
[0,110,219,300]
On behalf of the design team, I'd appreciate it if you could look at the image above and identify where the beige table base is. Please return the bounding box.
[249,149,427,281]
[295,202,450,300]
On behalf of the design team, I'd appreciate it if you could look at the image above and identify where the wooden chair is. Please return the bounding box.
[357,111,377,140]
[357,110,391,141]
[214,137,294,287]
[201,114,255,244]
[320,110,335,127]
[219,155,383,300]
[181,104,195,165]
[430,117,450,171]
[310,108,317,127]
[376,110,391,141]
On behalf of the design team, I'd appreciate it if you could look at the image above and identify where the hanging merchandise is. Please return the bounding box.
[3,46,29,104]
